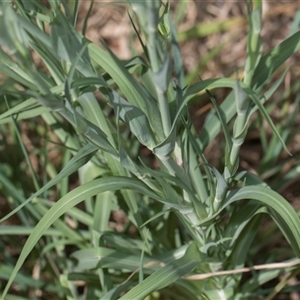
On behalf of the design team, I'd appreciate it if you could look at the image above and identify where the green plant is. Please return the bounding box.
[0,0,300,299]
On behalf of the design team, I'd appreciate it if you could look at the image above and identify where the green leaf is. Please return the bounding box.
[244,2,263,86]
[0,98,50,124]
[1,176,179,298]
[222,187,300,257]
[252,30,300,89]
[198,31,300,149]
[51,11,93,73]
[119,243,200,300]
[241,84,291,155]
[151,78,236,154]
[71,247,160,273]
[152,53,171,93]
[107,89,156,149]
[88,43,163,136]
[226,204,265,269]
[0,143,97,223]
[206,165,227,212]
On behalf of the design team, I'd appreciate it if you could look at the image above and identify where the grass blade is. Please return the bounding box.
[223,187,300,257]
[119,243,200,300]
[0,143,97,223]
[1,176,170,298]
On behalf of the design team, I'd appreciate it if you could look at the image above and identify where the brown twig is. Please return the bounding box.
[184,259,300,281]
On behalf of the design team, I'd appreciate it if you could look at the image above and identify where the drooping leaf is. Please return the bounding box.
[220,187,300,257]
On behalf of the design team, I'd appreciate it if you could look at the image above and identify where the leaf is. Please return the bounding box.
[252,30,300,89]
[205,165,228,212]
[149,78,237,157]
[107,89,156,149]
[76,91,116,150]
[243,2,263,86]
[152,129,176,158]
[119,243,200,300]
[169,16,185,88]
[1,176,183,298]
[197,31,300,149]
[241,84,291,155]
[0,3,29,57]
[205,89,233,178]
[0,98,50,124]
[51,11,93,73]
[234,79,249,114]
[71,247,160,273]
[0,143,97,223]
[221,187,300,257]
[88,43,162,136]
[0,2,52,53]
[152,53,172,93]
[226,205,265,269]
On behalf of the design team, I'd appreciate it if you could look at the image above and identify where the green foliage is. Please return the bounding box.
[0,0,299,299]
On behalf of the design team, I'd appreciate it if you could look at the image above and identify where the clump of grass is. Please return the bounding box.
[0,0,300,299]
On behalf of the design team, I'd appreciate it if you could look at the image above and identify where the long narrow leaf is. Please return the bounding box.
[198,30,300,149]
[1,176,181,298]
[222,187,300,257]
[119,243,200,300]
[0,143,97,223]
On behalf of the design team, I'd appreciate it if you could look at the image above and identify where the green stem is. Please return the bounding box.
[229,112,247,174]
[146,0,172,137]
